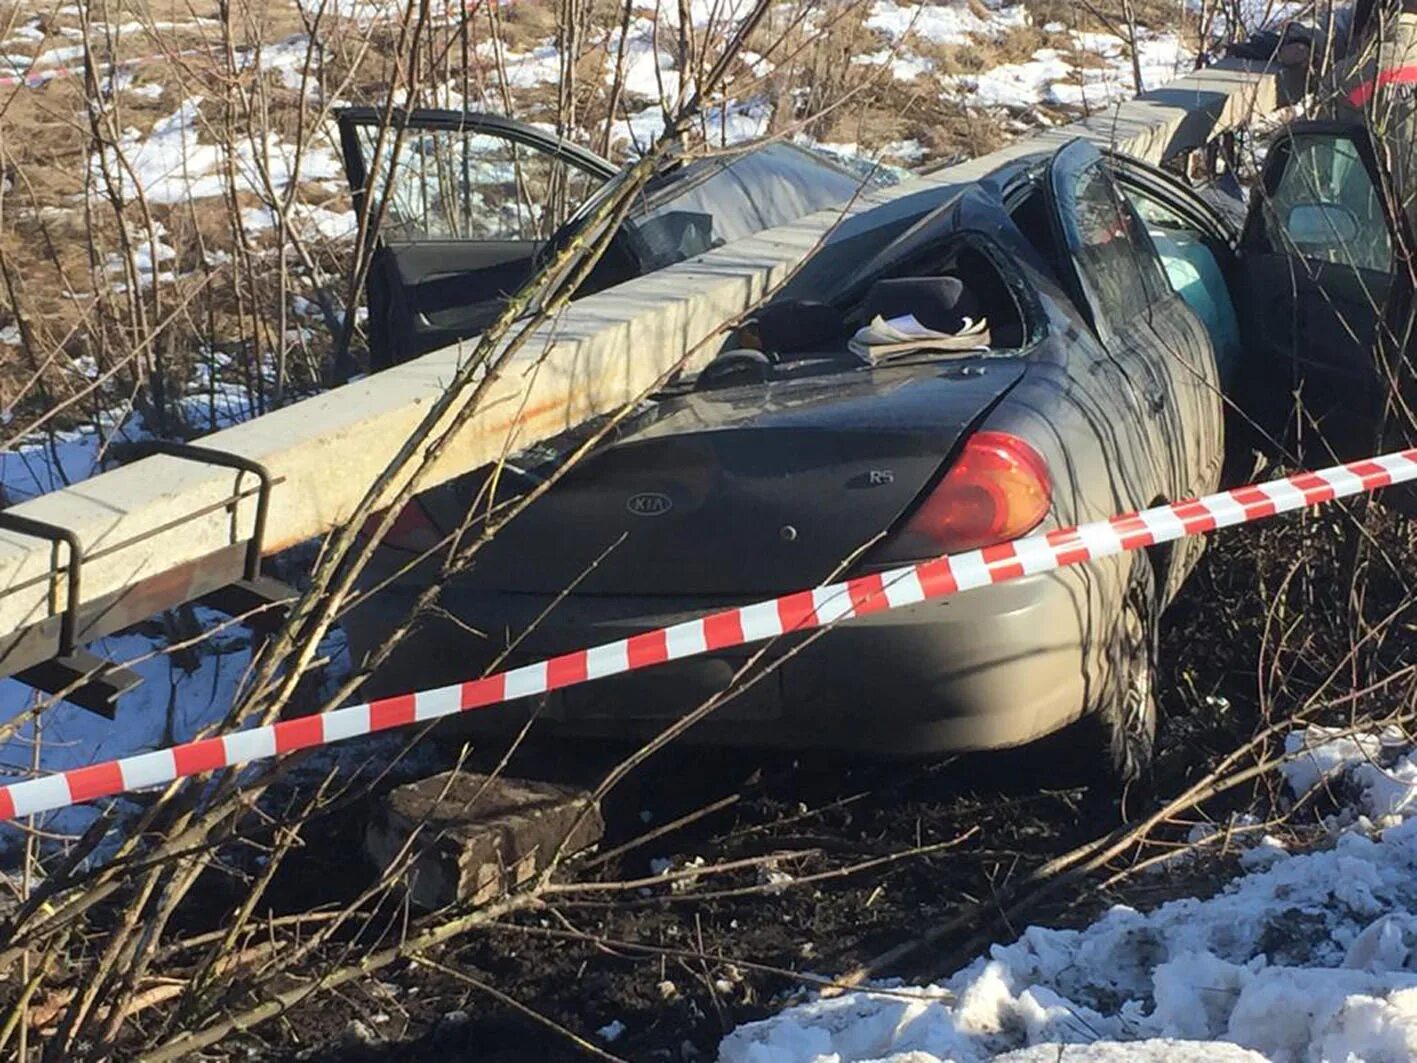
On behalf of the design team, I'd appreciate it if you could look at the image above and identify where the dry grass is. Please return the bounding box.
[0,0,1207,439]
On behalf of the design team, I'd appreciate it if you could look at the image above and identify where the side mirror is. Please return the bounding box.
[1286,202,1360,245]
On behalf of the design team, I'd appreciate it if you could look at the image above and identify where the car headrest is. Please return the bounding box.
[738,299,845,354]
[862,276,984,335]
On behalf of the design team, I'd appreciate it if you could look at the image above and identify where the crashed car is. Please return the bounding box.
[341,111,1399,780]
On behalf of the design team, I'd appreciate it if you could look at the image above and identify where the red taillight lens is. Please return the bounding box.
[880,431,1051,560]
[358,500,442,554]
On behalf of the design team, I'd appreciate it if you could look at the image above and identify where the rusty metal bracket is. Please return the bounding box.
[122,440,274,581]
[121,440,295,635]
[0,512,141,716]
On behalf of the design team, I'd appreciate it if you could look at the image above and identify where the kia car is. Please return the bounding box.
[340,110,1406,781]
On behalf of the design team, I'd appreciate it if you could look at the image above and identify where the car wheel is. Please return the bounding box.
[1090,554,1160,788]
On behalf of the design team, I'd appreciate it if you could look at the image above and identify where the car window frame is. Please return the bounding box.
[1106,151,1239,250]
[1045,138,1171,346]
[1240,120,1403,277]
[335,108,618,251]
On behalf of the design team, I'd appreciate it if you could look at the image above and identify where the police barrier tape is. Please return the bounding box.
[3,448,1416,822]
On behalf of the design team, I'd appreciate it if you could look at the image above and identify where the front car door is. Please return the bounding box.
[1232,121,1406,464]
[1108,152,1263,493]
[337,109,617,368]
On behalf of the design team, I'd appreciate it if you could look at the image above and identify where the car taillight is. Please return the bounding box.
[879,431,1051,560]
[358,499,443,554]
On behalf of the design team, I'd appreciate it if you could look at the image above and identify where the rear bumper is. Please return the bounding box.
[341,559,1118,756]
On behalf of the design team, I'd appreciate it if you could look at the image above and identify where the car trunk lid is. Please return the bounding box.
[420,360,1026,596]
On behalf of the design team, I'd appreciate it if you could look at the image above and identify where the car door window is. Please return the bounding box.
[1048,140,1168,339]
[1126,186,1201,235]
[1119,179,1243,383]
[606,142,866,273]
[1258,132,1392,273]
[336,111,619,367]
[352,125,607,243]
[1233,125,1399,463]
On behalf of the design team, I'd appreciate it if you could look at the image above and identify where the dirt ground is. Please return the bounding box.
[153,504,1415,1062]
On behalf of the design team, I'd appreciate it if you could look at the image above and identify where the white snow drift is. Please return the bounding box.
[720,728,1417,1062]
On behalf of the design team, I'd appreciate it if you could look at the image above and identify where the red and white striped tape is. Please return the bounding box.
[3,448,1415,822]
[0,64,81,89]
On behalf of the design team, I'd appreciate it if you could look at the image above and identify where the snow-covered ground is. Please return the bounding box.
[720,729,1417,1062]
[943,29,1190,110]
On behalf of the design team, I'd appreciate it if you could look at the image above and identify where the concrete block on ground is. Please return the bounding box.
[365,771,604,909]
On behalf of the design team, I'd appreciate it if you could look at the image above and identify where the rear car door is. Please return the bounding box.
[1045,139,1220,512]
[1232,121,1405,462]
[1109,152,1243,391]
[337,109,617,368]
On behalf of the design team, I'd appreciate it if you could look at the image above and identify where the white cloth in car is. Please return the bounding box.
[848,313,991,360]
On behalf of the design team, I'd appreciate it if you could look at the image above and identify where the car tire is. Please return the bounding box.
[1089,554,1160,789]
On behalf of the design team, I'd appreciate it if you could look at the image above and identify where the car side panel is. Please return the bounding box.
[970,256,1159,726]
[1044,144,1225,598]
[1141,289,1226,598]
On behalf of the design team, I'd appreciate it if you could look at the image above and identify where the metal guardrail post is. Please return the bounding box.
[0,513,140,715]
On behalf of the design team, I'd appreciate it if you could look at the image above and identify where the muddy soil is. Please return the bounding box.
[159,510,1417,1062]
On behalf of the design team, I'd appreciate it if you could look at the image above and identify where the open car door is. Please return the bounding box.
[337,109,617,368]
[1232,121,1406,463]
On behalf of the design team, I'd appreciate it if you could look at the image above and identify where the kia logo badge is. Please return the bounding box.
[626,492,673,517]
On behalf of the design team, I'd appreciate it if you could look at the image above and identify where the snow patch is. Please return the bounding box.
[866,0,1028,47]
[95,97,343,206]
[127,80,165,100]
[720,731,1417,1062]
[615,17,685,102]
[103,221,177,290]
[853,48,934,82]
[950,48,1072,108]
[1281,725,1417,824]
[475,39,563,90]
[240,201,356,242]
[613,96,772,153]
